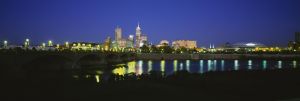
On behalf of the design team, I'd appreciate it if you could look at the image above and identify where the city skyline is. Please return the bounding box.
[1,0,300,47]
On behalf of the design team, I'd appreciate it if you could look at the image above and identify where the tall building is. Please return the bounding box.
[172,40,197,49]
[117,39,127,48]
[115,26,122,42]
[135,23,142,48]
[104,36,111,50]
[295,32,300,43]
[140,35,148,46]
[127,35,134,48]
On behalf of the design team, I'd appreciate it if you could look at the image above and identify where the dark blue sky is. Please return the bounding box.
[0,0,300,47]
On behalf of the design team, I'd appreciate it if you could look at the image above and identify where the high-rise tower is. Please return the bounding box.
[115,26,122,42]
[135,23,142,47]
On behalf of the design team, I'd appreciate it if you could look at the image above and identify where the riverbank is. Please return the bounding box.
[136,53,300,60]
[2,68,300,101]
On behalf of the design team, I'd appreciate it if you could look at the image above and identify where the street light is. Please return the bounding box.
[65,41,69,48]
[42,43,46,48]
[3,40,8,47]
[24,38,30,47]
[48,40,53,47]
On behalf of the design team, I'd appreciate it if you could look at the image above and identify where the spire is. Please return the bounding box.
[136,22,141,30]
[209,44,212,49]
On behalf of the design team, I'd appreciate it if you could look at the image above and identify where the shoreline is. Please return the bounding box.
[136,53,300,60]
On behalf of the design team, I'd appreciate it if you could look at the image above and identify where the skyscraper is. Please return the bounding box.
[295,32,300,43]
[104,36,111,50]
[115,26,122,42]
[135,23,142,48]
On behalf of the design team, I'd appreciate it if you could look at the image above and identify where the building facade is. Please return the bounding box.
[135,23,142,48]
[172,40,197,49]
[115,27,122,42]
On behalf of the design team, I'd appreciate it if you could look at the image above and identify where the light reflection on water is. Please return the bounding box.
[112,60,299,76]
[248,60,252,70]
[293,61,297,68]
[278,61,282,69]
[137,60,143,75]
[199,60,204,74]
[127,61,136,74]
[263,60,267,70]
[213,60,217,71]
[221,60,225,71]
[180,63,183,71]
[174,60,178,72]
[186,60,190,72]
[208,60,212,71]
[234,60,239,71]
[148,60,153,72]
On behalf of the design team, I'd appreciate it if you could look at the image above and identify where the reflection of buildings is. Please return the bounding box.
[172,40,197,49]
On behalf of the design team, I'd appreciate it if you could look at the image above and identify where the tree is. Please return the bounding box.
[140,45,150,53]
[150,45,160,53]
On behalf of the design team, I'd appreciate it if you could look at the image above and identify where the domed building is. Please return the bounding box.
[220,42,267,52]
[232,42,266,48]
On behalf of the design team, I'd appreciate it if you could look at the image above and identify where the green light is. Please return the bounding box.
[262,60,267,69]
[48,40,53,46]
[95,75,100,83]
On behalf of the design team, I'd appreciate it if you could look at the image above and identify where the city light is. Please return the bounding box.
[65,42,69,47]
[42,43,46,48]
[3,40,7,47]
[48,40,53,47]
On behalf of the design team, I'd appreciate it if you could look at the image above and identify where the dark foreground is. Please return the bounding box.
[2,68,300,101]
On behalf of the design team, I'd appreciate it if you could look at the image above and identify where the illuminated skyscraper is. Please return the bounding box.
[115,26,122,42]
[104,36,111,50]
[135,23,142,48]
[126,35,134,48]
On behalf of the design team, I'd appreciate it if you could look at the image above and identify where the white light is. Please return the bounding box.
[246,43,256,46]
[26,39,29,42]
[140,43,144,47]
[129,35,134,38]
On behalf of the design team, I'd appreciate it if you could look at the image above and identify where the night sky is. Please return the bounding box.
[0,0,300,47]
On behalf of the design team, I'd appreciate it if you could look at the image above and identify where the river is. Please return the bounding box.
[112,59,299,76]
